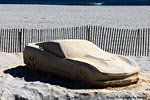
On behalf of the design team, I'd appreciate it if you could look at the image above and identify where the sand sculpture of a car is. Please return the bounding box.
[23,40,140,87]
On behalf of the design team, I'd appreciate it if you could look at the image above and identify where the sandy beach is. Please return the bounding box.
[0,5,150,29]
[0,52,150,100]
[0,4,150,100]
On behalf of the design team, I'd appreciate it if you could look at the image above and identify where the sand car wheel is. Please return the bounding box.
[73,66,91,85]
[25,53,38,71]
[79,69,90,84]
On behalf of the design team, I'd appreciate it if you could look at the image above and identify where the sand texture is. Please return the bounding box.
[0,52,150,100]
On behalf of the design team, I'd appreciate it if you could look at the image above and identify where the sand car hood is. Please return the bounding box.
[67,54,139,75]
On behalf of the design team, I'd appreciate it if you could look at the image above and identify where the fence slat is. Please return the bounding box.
[147,28,149,57]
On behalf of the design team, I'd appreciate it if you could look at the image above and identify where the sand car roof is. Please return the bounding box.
[36,39,110,59]
[36,39,139,74]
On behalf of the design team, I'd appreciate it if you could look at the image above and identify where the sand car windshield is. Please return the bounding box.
[36,42,65,58]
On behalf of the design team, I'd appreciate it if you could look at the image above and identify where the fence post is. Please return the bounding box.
[136,29,140,56]
[18,29,22,52]
[86,25,90,41]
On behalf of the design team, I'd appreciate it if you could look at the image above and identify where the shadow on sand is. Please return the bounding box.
[4,65,90,89]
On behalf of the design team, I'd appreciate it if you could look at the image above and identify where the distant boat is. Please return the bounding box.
[0,0,150,5]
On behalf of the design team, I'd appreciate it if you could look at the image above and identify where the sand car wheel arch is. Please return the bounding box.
[24,52,38,71]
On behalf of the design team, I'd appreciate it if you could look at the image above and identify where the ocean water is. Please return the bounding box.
[0,0,150,5]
